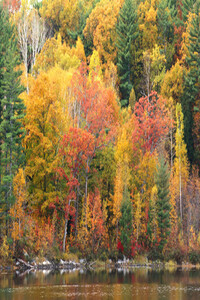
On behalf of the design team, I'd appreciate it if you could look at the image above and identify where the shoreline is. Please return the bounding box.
[1,258,200,272]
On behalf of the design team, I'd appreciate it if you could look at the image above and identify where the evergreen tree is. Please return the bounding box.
[155,157,171,253]
[0,6,25,236]
[157,0,175,69]
[147,186,158,247]
[119,197,132,257]
[116,0,138,107]
[181,2,200,164]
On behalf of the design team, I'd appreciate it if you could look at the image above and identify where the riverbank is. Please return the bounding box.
[1,256,200,272]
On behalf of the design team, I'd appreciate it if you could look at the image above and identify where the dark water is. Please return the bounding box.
[1,267,200,300]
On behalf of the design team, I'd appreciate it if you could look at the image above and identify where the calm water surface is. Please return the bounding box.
[1,268,200,300]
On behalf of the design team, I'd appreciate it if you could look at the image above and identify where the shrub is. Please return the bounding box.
[108,249,118,262]
[63,252,79,262]
[98,251,109,262]
[189,251,200,265]
[166,248,186,264]
[147,249,164,262]
[0,236,13,265]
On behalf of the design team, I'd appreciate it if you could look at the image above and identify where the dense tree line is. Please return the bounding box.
[0,0,199,263]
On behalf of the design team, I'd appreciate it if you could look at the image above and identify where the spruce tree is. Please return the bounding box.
[0,6,25,236]
[181,2,200,164]
[157,0,175,69]
[155,157,171,253]
[119,197,132,257]
[116,0,138,107]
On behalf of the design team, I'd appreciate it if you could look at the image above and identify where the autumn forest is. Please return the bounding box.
[0,0,199,264]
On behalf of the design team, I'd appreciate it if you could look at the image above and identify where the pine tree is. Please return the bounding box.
[0,6,25,236]
[147,186,158,246]
[119,197,132,257]
[155,156,171,253]
[116,0,138,107]
[157,0,175,69]
[181,2,200,164]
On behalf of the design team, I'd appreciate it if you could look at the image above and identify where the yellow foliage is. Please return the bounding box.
[150,185,159,240]
[189,226,197,250]
[113,123,132,238]
[10,169,26,242]
[131,152,157,238]
[150,44,166,89]
[104,61,118,89]
[181,12,196,62]
[72,37,86,62]
[24,70,71,212]
[161,60,185,102]
[89,49,103,82]
[0,236,9,260]
[142,44,166,94]
[129,87,136,112]
[138,0,158,50]
[174,103,189,188]
[83,0,123,65]
[34,35,80,74]
[40,0,94,43]
[170,103,189,224]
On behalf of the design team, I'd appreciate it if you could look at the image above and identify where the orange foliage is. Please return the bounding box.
[26,217,54,255]
[134,91,170,154]
[59,127,95,200]
[71,63,119,144]
[78,188,107,254]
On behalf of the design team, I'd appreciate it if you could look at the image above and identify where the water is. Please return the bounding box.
[1,268,200,300]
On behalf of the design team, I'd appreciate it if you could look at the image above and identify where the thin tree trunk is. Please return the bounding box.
[63,199,75,252]
[179,151,182,223]
[63,218,69,253]
[75,183,79,240]
[170,108,173,170]
[85,159,89,228]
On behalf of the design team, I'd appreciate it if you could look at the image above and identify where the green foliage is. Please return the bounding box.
[98,250,109,262]
[62,252,79,263]
[166,248,187,264]
[157,0,175,69]
[155,156,171,253]
[182,0,197,22]
[0,236,9,260]
[147,248,164,262]
[181,3,200,164]
[116,0,138,107]
[119,197,132,257]
[0,6,25,236]
[108,249,119,262]
[188,251,200,265]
